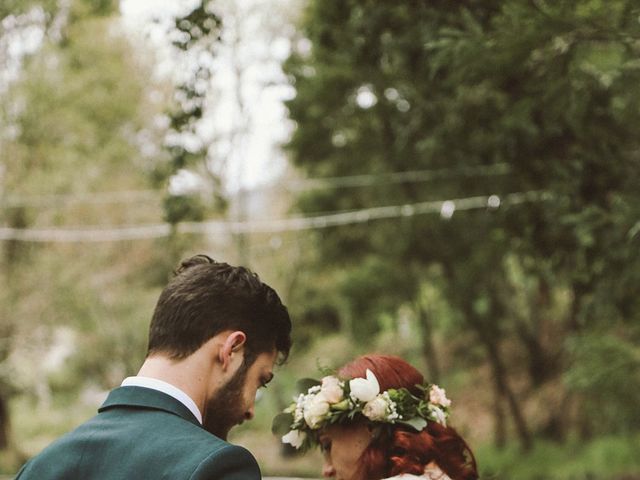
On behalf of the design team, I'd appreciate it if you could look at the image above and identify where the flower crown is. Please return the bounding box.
[272,369,452,450]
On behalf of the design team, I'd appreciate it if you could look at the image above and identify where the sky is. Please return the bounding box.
[0,7,46,95]
[119,0,298,192]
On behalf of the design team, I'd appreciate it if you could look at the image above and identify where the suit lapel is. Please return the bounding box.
[99,386,201,427]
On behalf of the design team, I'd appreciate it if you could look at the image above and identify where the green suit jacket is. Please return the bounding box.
[15,386,261,479]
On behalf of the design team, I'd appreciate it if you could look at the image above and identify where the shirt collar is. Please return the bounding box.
[121,376,203,424]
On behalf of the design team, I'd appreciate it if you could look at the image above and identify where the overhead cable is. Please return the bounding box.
[0,191,547,243]
[278,163,511,191]
[1,163,511,207]
[2,189,161,208]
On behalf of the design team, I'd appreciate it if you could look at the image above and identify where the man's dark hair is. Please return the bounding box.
[147,254,292,365]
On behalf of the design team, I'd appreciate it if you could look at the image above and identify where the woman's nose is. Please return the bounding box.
[322,461,336,477]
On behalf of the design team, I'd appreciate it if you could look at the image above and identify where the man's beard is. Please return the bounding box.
[203,361,249,440]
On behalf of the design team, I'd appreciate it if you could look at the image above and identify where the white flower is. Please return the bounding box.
[303,393,330,429]
[430,406,447,426]
[363,394,390,421]
[429,385,451,408]
[349,369,380,403]
[321,376,344,404]
[282,430,306,449]
[293,394,305,423]
[384,392,400,421]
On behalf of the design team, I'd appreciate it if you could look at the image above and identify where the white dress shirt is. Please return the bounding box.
[121,376,203,424]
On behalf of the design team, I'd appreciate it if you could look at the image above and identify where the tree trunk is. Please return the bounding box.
[515,321,552,386]
[484,333,532,451]
[463,303,533,451]
[0,314,14,452]
[493,382,507,448]
[568,281,589,332]
[416,303,440,384]
[0,391,9,450]
[504,276,558,387]
[564,282,592,439]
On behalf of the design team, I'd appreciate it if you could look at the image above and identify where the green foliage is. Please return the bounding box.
[163,194,206,224]
[295,378,321,394]
[271,412,294,436]
[157,0,225,226]
[0,0,168,466]
[565,333,640,432]
[69,0,118,19]
[337,255,418,339]
[171,0,221,51]
[2,18,153,201]
[285,0,640,448]
[0,0,57,18]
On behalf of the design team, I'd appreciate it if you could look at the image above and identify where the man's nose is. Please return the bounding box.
[244,406,254,421]
[322,461,335,477]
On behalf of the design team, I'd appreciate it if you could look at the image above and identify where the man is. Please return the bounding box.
[16,254,292,479]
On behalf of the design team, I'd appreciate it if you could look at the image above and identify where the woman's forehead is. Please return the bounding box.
[323,422,368,438]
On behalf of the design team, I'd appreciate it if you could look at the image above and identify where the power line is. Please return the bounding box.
[1,163,511,208]
[2,189,161,208]
[275,163,511,191]
[0,191,547,243]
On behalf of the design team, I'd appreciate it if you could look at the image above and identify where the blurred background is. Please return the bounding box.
[1,0,640,478]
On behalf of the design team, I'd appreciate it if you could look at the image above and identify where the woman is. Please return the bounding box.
[275,355,478,480]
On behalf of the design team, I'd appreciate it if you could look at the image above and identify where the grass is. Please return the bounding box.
[477,434,640,480]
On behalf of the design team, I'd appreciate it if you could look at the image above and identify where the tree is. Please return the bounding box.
[157,0,298,266]
[284,0,640,450]
[0,0,165,461]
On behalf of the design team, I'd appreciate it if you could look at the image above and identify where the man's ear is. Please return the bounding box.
[219,331,247,371]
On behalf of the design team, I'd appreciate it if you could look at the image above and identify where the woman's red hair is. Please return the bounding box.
[338,355,478,480]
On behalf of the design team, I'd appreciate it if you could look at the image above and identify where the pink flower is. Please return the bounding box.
[321,376,344,404]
